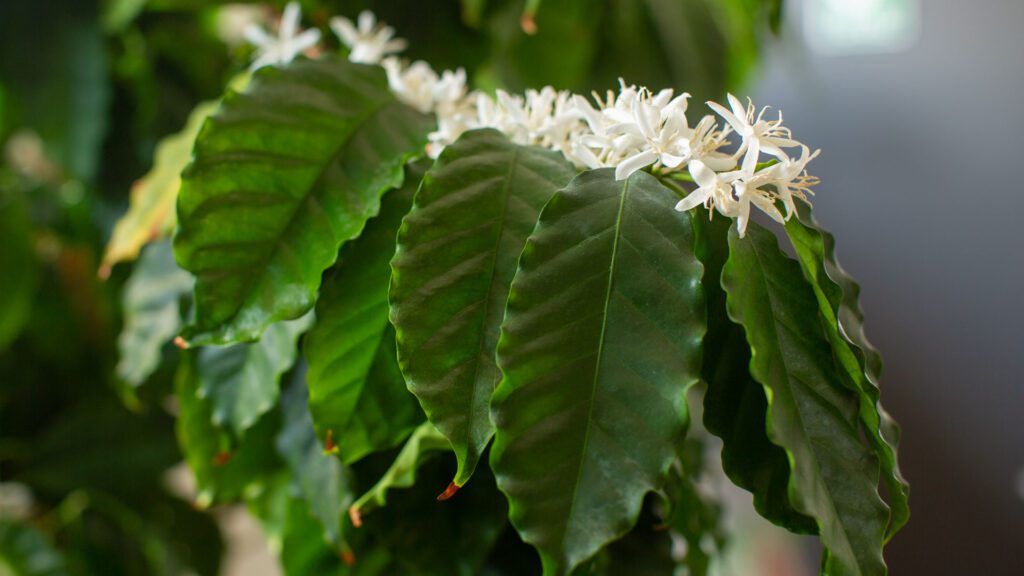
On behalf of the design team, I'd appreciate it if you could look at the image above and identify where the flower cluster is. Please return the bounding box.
[243,4,820,237]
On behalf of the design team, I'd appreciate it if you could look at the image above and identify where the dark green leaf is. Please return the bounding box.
[175,355,281,507]
[348,422,451,522]
[784,205,908,541]
[490,169,704,575]
[0,189,37,350]
[390,129,576,486]
[116,241,192,388]
[174,56,434,346]
[722,222,888,576]
[196,314,311,437]
[305,163,426,466]
[691,209,816,534]
[0,520,70,576]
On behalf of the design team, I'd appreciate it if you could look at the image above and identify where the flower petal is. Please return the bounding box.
[615,150,658,181]
[675,188,710,212]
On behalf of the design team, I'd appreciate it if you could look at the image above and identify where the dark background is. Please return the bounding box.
[755,0,1024,573]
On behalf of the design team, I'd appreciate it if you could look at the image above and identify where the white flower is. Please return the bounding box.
[383,58,438,113]
[707,94,800,173]
[243,2,321,71]
[675,160,744,219]
[731,170,786,237]
[764,145,820,218]
[330,10,407,64]
[609,89,692,180]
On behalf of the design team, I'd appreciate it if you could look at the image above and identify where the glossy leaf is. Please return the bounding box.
[175,355,281,507]
[722,222,889,576]
[116,241,193,388]
[390,129,576,486]
[490,169,705,575]
[305,164,426,466]
[196,314,311,437]
[174,56,434,346]
[690,209,816,534]
[277,372,356,550]
[0,520,70,576]
[785,205,909,540]
[101,101,216,275]
[0,189,37,349]
[348,422,451,522]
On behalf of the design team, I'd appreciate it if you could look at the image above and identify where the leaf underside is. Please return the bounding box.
[196,314,311,438]
[691,210,816,534]
[722,222,889,576]
[490,168,705,576]
[785,205,909,542]
[390,129,576,486]
[174,56,433,346]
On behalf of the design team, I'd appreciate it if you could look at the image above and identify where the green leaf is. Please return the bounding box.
[722,222,889,576]
[690,209,816,534]
[305,163,427,466]
[390,129,576,486]
[490,169,705,575]
[246,473,349,576]
[175,355,281,507]
[277,373,356,550]
[101,101,217,275]
[174,56,434,346]
[0,189,37,350]
[116,241,192,388]
[196,314,311,437]
[348,422,451,523]
[0,520,70,576]
[784,205,909,541]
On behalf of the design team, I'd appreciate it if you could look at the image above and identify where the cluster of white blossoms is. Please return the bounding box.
[243,3,820,237]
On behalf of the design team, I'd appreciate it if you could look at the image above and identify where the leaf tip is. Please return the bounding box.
[520,13,538,35]
[348,505,363,528]
[97,263,112,280]
[213,451,232,466]
[323,430,340,455]
[340,549,356,566]
[173,336,189,350]
[436,481,461,501]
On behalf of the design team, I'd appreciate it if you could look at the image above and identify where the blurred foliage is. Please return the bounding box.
[0,0,784,573]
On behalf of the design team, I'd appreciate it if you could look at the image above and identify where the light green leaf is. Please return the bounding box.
[304,163,427,466]
[116,241,192,388]
[174,56,434,346]
[390,129,576,486]
[490,169,705,575]
[722,222,889,576]
[175,355,281,508]
[348,422,451,523]
[0,189,37,350]
[101,101,216,275]
[0,520,70,576]
[784,205,909,541]
[196,314,312,437]
[691,209,816,534]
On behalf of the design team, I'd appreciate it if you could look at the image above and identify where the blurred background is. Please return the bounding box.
[1,0,1021,574]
